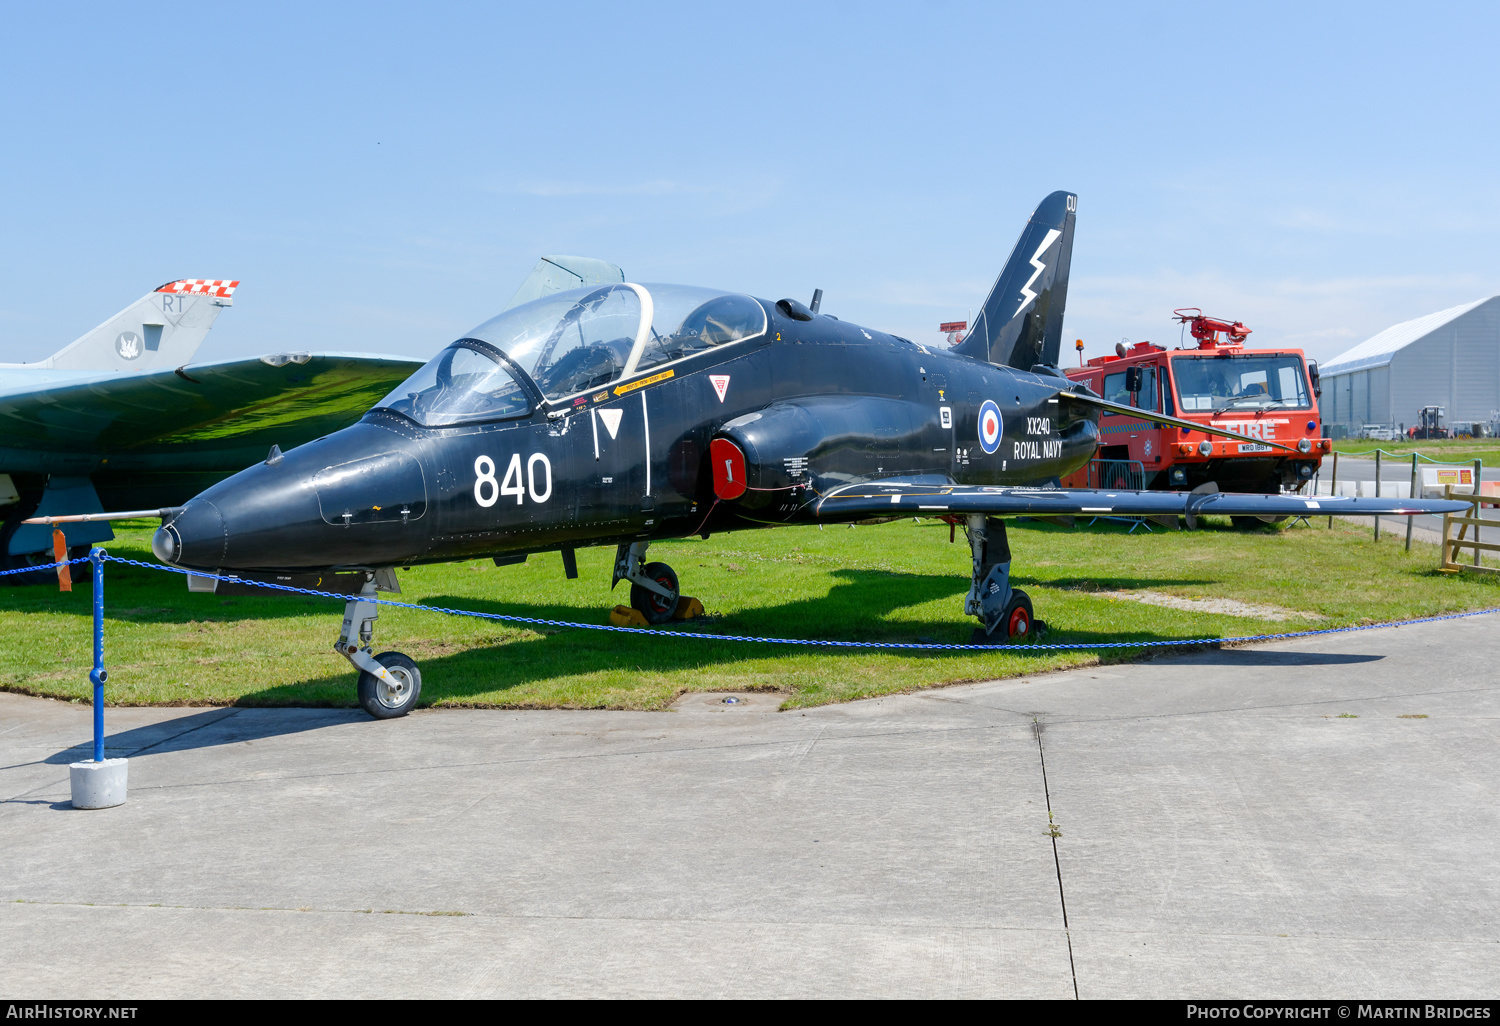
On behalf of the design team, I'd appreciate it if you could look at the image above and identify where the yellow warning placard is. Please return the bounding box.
[1435,469,1474,485]
[614,369,674,396]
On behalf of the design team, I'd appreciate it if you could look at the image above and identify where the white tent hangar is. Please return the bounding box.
[1319,296,1500,436]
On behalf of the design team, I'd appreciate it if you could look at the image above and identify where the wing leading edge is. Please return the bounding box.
[0,352,423,452]
[812,482,1468,520]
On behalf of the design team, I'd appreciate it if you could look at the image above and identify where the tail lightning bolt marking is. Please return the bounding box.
[1012,229,1062,320]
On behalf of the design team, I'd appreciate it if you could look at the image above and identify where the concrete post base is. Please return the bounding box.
[70,758,127,809]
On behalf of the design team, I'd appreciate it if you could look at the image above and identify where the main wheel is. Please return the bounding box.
[630,561,680,625]
[1,552,63,587]
[1002,589,1035,642]
[1231,515,1288,530]
[357,651,422,719]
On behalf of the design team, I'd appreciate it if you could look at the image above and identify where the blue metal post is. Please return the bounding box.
[89,547,107,763]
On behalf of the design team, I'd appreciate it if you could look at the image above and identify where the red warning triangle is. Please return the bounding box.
[709,375,730,403]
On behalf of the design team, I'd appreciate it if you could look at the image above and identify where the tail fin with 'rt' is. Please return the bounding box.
[38,279,238,372]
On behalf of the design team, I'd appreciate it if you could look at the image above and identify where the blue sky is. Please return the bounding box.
[2,1,1496,369]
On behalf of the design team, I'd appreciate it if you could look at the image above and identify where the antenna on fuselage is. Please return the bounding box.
[809,288,823,314]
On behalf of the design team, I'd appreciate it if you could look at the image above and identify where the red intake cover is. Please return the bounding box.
[710,437,747,500]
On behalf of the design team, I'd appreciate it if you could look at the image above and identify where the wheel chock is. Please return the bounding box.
[609,598,703,627]
[609,605,652,628]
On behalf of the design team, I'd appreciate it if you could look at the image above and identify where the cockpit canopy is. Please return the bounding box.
[375,283,767,427]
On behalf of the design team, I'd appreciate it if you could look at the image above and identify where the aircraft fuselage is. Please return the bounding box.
[157,302,1100,574]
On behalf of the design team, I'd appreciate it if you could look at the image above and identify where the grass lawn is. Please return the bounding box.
[3,516,1497,712]
[1333,438,1498,467]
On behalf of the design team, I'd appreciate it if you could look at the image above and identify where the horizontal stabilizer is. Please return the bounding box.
[813,481,1468,521]
[1057,388,1300,453]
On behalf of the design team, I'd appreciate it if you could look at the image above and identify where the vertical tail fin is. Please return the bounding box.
[953,192,1076,370]
[41,279,238,372]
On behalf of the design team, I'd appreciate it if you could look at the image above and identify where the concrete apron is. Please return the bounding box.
[1,612,1497,999]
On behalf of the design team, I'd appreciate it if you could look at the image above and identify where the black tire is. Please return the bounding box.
[356,651,422,719]
[630,561,680,625]
[1231,515,1287,530]
[1,552,62,587]
[1002,589,1035,642]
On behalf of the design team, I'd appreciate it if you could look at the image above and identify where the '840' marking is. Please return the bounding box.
[474,453,552,507]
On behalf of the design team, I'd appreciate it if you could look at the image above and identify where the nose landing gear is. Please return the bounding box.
[337,576,422,719]
[613,541,681,625]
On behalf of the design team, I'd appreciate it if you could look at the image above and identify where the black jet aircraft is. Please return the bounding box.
[146,192,1464,718]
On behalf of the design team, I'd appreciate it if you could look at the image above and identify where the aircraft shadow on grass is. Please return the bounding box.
[234,568,1284,706]
[1042,577,1218,591]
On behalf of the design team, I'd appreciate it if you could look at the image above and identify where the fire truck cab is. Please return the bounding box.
[1062,313,1331,493]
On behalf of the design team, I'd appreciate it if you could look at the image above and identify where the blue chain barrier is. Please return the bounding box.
[92,553,1500,653]
[0,555,93,578]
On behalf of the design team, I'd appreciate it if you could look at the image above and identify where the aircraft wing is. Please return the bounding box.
[0,352,424,453]
[812,481,1469,520]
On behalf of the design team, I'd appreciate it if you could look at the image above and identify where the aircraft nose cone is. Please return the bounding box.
[155,500,226,569]
[150,525,177,563]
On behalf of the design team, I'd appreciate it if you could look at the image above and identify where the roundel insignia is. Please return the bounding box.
[977,399,1003,454]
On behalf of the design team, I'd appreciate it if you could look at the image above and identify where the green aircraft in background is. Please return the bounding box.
[0,256,623,574]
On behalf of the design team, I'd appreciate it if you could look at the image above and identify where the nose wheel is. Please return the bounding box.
[630,561,680,625]
[357,651,422,719]
[337,576,422,719]
[614,542,683,625]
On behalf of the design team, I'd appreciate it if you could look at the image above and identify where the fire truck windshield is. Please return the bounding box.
[1172,354,1311,412]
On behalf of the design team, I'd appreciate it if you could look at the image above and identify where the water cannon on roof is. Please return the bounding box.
[1173,308,1252,349]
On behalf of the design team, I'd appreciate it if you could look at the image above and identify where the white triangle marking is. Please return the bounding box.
[598,408,623,440]
[709,374,730,402]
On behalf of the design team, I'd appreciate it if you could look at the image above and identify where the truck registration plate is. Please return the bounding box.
[1237,442,1273,453]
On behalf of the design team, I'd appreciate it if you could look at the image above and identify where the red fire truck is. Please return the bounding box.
[1060,310,1331,493]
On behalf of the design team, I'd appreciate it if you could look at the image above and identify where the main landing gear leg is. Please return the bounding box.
[612,541,681,626]
[337,578,421,719]
[964,515,1037,644]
